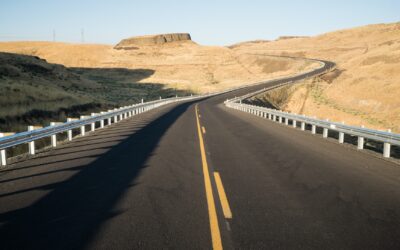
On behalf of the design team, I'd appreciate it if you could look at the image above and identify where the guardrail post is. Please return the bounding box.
[357,125,364,149]
[279,116,282,123]
[80,116,85,136]
[293,120,297,128]
[28,125,35,155]
[91,113,96,132]
[383,129,391,158]
[67,118,73,141]
[50,122,57,147]
[323,127,328,138]
[338,121,345,143]
[98,112,104,128]
[301,122,305,131]
[322,119,329,138]
[106,111,112,125]
[311,124,316,134]
[285,117,289,126]
[0,133,6,166]
[383,142,391,158]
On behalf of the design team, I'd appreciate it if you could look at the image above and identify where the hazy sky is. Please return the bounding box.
[0,0,398,45]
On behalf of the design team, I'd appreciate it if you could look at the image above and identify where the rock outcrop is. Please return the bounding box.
[114,33,192,50]
[276,36,309,40]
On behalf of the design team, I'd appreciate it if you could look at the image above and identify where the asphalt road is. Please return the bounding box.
[1,61,400,249]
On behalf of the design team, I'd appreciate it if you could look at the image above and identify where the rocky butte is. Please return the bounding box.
[114,33,192,50]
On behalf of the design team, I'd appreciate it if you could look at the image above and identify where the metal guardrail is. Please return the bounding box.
[0,62,314,167]
[225,60,399,159]
[0,56,364,167]
[0,95,202,166]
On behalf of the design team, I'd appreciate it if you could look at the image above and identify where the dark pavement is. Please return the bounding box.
[1,61,400,249]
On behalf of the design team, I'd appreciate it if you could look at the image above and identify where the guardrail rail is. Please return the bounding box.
[0,95,201,166]
[224,60,399,159]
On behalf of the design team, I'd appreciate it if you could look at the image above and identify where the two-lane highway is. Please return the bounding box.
[1,62,400,249]
[198,92,400,249]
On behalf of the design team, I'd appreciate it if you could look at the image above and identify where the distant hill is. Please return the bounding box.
[232,22,400,132]
[0,34,319,131]
[0,52,185,131]
[114,33,193,49]
[276,36,309,40]
[0,39,316,94]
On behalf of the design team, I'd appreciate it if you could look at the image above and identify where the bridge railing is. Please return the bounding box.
[0,95,200,166]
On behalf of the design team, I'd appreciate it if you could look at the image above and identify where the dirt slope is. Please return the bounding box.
[0,38,319,94]
[0,52,188,132]
[232,22,400,132]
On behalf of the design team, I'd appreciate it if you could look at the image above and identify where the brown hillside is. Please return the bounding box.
[232,22,400,132]
[0,38,319,94]
[115,33,192,49]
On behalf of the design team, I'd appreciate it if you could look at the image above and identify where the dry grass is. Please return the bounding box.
[0,38,321,132]
[0,40,319,94]
[0,52,188,132]
[232,22,400,132]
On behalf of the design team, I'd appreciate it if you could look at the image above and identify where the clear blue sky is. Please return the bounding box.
[0,0,398,45]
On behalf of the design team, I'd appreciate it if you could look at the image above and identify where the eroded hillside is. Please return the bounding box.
[233,22,400,132]
[0,34,319,94]
[0,52,187,131]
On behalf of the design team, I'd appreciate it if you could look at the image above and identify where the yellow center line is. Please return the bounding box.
[195,104,223,250]
[202,126,206,134]
[213,172,232,219]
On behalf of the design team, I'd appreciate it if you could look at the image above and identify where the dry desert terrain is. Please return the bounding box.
[1,23,399,133]
[233,22,400,132]
[0,38,318,94]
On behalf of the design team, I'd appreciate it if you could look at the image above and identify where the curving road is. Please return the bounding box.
[1,60,400,249]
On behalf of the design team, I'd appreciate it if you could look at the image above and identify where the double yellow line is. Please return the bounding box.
[195,104,232,250]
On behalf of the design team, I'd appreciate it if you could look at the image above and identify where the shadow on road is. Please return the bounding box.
[0,100,195,250]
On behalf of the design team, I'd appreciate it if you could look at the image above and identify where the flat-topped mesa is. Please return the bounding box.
[114,33,192,50]
[276,36,309,41]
